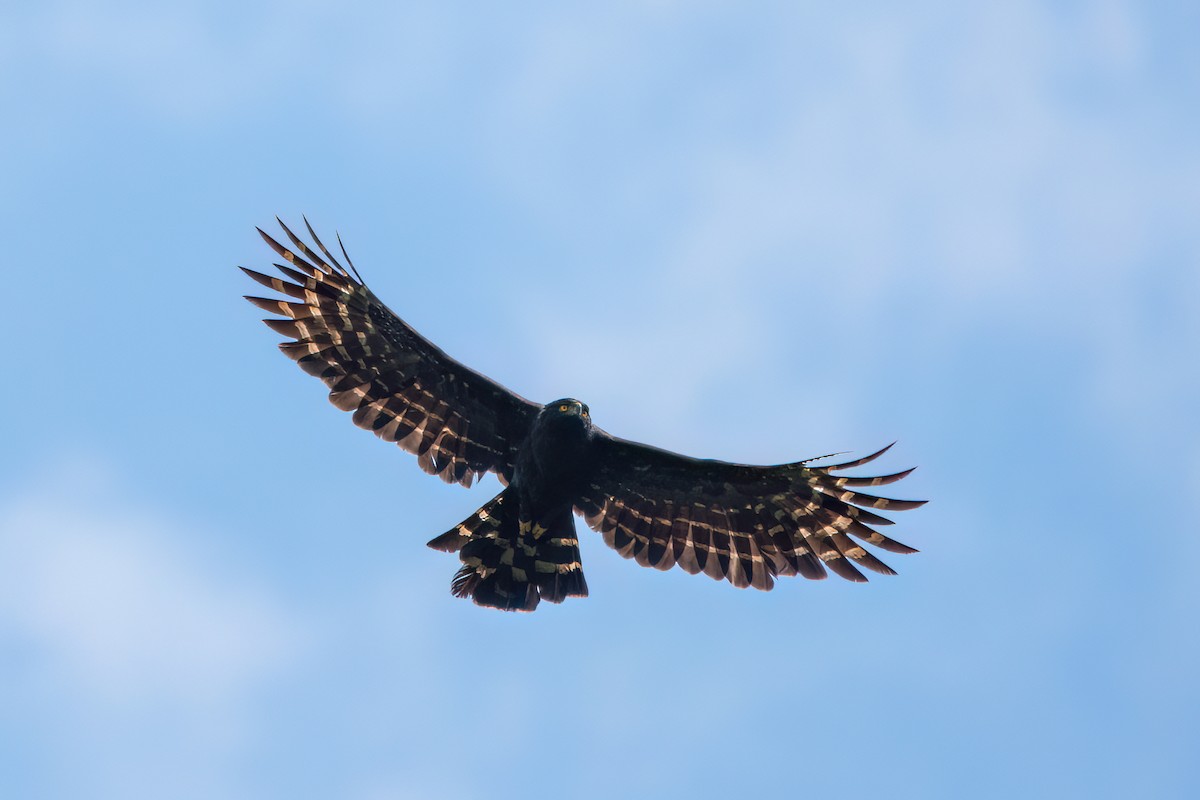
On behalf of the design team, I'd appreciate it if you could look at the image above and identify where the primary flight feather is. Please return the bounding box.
[243,218,925,611]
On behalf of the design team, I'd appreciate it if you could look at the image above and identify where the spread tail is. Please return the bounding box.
[427,488,588,612]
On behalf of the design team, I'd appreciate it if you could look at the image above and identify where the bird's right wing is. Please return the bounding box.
[243,218,541,486]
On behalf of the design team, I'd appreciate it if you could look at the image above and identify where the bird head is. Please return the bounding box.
[544,398,590,422]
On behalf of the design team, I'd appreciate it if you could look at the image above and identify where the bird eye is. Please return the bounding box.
[558,404,569,412]
[582,408,589,416]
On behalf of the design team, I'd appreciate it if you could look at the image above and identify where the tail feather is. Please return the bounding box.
[427,489,588,612]
[427,492,507,552]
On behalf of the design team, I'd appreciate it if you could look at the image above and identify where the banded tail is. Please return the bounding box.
[427,488,588,612]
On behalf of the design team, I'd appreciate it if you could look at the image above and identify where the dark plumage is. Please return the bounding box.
[243,218,926,611]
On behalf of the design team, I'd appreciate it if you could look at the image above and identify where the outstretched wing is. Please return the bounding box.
[243,218,541,486]
[576,435,925,590]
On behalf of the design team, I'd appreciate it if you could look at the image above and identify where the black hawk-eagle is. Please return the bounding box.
[243,219,925,612]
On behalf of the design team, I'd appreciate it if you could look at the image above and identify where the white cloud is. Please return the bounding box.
[9,0,317,119]
[0,456,307,798]
[470,0,1197,456]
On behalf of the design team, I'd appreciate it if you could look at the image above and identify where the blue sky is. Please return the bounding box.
[2,1,1198,798]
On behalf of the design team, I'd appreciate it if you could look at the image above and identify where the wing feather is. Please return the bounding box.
[578,432,924,590]
[244,219,541,485]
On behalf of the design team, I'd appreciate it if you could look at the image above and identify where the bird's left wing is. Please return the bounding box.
[243,218,541,486]
[576,433,925,589]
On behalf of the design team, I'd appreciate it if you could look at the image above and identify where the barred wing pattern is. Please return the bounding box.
[243,219,541,486]
[577,438,924,589]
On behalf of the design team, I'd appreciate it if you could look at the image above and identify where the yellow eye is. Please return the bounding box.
[558,404,569,412]
[582,408,589,416]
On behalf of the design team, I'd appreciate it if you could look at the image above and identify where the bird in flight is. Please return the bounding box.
[243,218,925,612]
